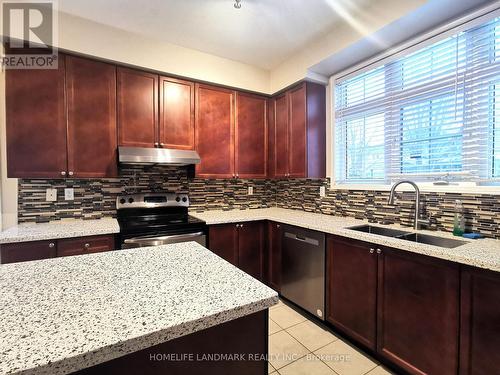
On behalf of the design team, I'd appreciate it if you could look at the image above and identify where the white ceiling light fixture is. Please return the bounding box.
[234,0,242,9]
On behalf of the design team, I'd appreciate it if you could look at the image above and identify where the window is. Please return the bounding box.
[334,16,500,185]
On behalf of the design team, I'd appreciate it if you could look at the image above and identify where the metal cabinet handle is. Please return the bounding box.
[49,243,55,248]
[154,142,159,147]
[84,243,90,249]
[277,224,280,228]
[236,174,239,178]
[369,248,375,254]
[376,248,382,254]
[235,224,239,228]
[159,143,164,147]
[68,171,74,176]
[240,224,244,228]
[61,171,66,176]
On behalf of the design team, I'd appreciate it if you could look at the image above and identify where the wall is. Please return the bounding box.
[268,0,426,92]
[275,179,500,239]
[17,166,275,223]
[57,12,271,94]
[0,44,18,231]
[16,170,500,239]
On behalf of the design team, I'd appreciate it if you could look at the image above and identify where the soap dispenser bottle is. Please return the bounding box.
[453,200,465,236]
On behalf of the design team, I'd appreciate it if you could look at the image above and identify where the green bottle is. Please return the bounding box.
[453,200,465,236]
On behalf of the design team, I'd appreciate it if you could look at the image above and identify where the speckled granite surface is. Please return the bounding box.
[0,218,119,244]
[191,208,500,273]
[0,243,278,375]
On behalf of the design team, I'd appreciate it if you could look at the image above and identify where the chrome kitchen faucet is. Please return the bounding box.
[388,180,429,230]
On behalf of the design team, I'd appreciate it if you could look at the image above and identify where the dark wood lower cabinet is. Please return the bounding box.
[57,235,115,257]
[267,221,282,292]
[0,240,57,264]
[208,222,264,281]
[75,310,268,375]
[377,247,460,375]
[460,267,500,375]
[238,222,264,280]
[0,235,115,264]
[326,236,377,350]
[208,224,239,266]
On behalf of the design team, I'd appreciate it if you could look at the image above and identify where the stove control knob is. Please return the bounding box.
[119,198,126,204]
[182,197,187,202]
[128,198,134,204]
[175,196,181,202]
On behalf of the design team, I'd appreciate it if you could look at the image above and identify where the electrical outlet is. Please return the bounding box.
[64,188,74,201]
[319,186,326,198]
[45,188,57,202]
[248,186,254,195]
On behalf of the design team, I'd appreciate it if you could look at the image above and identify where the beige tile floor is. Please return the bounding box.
[268,300,395,375]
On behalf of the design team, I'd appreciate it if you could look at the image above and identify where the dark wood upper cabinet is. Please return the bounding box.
[377,247,460,375]
[208,224,239,266]
[268,82,326,179]
[235,92,267,179]
[288,84,307,178]
[117,67,158,148]
[66,56,117,178]
[268,221,282,291]
[0,240,57,264]
[326,236,377,350]
[272,94,289,178]
[238,221,264,280]
[6,54,67,178]
[460,267,500,375]
[195,84,235,178]
[159,77,195,150]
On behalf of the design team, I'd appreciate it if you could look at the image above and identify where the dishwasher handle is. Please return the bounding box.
[284,232,320,246]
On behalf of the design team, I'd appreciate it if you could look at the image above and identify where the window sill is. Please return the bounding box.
[329,183,500,195]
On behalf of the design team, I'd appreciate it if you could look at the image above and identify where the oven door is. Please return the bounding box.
[122,231,206,249]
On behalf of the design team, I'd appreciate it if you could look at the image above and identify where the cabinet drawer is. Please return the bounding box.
[57,235,114,257]
[0,240,57,264]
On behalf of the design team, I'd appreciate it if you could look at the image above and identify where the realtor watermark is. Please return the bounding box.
[1,0,58,69]
[149,352,352,363]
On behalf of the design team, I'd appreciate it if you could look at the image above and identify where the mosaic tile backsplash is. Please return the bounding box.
[17,167,500,238]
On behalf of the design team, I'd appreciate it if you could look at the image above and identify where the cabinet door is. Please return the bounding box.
[326,236,377,350]
[6,55,67,178]
[238,221,264,280]
[377,248,459,375]
[117,68,158,147]
[268,221,282,291]
[66,56,117,178]
[0,241,57,264]
[57,235,115,257]
[195,84,235,178]
[273,94,289,177]
[235,93,267,178]
[208,224,238,266]
[460,268,500,375]
[288,84,306,178]
[159,77,195,150]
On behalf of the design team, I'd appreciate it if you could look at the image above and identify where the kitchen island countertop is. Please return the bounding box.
[0,242,277,375]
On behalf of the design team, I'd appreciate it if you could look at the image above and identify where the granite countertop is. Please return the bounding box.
[0,218,120,244]
[191,208,500,273]
[0,242,278,375]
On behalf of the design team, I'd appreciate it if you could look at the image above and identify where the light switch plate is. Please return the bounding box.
[319,186,326,198]
[46,188,57,202]
[64,188,74,201]
[248,186,254,195]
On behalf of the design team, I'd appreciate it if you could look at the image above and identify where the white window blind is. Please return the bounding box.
[335,16,500,184]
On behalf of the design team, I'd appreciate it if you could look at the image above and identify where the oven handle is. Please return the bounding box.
[124,232,205,244]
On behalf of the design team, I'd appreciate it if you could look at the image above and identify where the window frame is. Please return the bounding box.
[330,9,500,194]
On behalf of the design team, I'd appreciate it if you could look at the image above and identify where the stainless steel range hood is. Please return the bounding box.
[118,147,201,166]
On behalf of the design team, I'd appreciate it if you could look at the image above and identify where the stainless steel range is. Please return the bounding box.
[116,193,207,249]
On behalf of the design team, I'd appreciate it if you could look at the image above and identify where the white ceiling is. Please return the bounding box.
[58,0,371,70]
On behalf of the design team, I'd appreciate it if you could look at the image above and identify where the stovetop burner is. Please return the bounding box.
[116,193,206,240]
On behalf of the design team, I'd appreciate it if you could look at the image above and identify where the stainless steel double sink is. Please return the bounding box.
[347,224,467,248]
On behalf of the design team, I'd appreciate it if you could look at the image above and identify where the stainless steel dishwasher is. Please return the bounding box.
[281,225,325,320]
